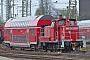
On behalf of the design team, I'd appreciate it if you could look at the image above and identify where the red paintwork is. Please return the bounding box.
[79,28,90,34]
[4,29,10,42]
[44,26,51,37]
[12,29,26,36]
[65,26,79,41]
[40,37,50,42]
[50,28,55,41]
[38,20,52,26]
[29,27,41,42]
[30,20,52,27]
[4,15,52,45]
[79,28,90,40]
[78,20,90,41]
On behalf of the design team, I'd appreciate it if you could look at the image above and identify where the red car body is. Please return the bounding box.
[4,15,54,47]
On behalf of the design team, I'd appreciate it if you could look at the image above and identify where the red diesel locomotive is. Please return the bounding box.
[4,15,86,52]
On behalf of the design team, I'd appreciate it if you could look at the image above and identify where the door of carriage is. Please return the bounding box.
[29,28,37,44]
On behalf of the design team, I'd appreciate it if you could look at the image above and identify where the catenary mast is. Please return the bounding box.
[68,0,77,19]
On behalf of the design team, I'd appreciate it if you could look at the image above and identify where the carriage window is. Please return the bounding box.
[58,20,65,25]
[30,29,35,35]
[5,29,10,35]
[69,20,75,25]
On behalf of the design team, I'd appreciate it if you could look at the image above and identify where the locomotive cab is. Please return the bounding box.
[53,18,78,41]
[46,18,86,52]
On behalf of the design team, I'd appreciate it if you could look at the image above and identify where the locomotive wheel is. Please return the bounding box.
[75,47,80,52]
[21,48,24,50]
[11,47,14,50]
[65,47,71,52]
[34,45,38,51]
[34,46,37,51]
[30,45,38,51]
[59,50,63,52]
[5,43,10,48]
[47,50,52,53]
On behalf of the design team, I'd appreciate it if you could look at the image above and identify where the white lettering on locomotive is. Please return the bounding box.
[66,27,78,30]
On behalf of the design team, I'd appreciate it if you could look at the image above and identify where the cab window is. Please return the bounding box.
[69,20,75,25]
[51,21,55,27]
[58,20,65,25]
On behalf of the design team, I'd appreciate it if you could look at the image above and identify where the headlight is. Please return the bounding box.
[56,40,58,42]
[61,36,64,40]
[82,36,85,39]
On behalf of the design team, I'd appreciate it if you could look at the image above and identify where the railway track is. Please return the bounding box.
[0,44,90,60]
[0,48,72,60]
[0,50,89,60]
[0,44,73,60]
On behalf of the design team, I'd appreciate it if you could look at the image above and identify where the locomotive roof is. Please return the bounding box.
[5,15,54,28]
[7,16,37,22]
[77,20,90,28]
[7,15,54,22]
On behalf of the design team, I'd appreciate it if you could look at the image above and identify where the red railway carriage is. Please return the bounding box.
[78,20,90,42]
[4,15,54,49]
[0,26,4,43]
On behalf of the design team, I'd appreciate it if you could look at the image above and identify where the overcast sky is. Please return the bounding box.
[2,0,79,15]
[32,0,79,15]
[1,0,79,21]
[53,0,79,9]
[30,0,79,16]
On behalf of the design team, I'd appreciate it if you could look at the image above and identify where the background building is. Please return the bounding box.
[79,0,90,20]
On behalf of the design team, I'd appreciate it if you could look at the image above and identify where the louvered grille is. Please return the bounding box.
[13,36,27,43]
